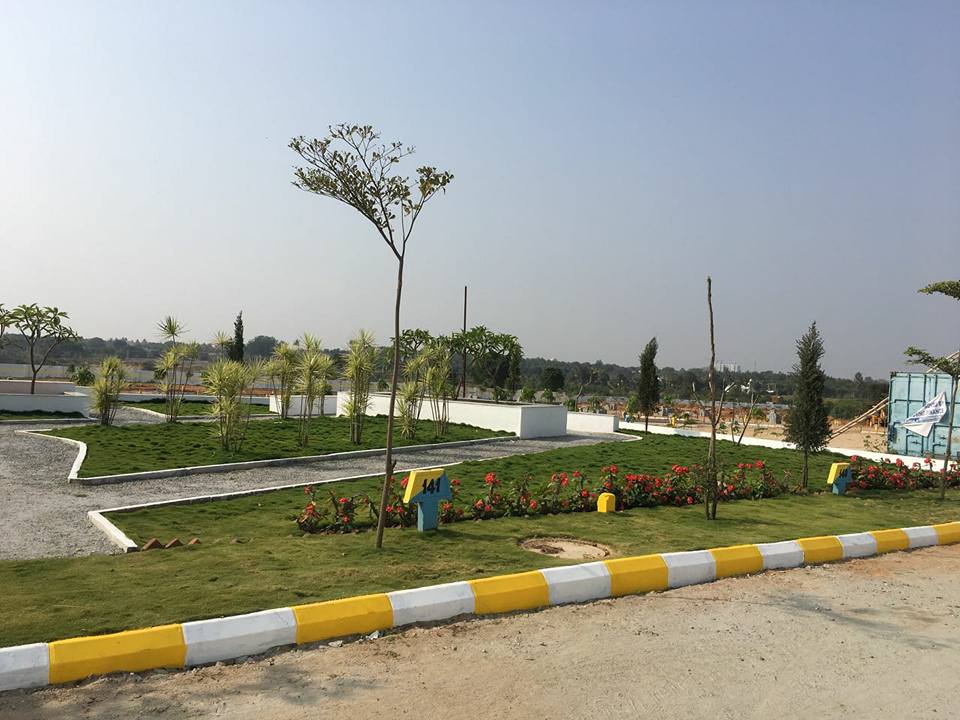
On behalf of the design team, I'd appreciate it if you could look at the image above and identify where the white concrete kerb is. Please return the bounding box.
[387,581,476,626]
[540,562,612,605]
[0,643,49,692]
[182,608,298,667]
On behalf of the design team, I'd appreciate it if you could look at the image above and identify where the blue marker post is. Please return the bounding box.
[405,470,452,531]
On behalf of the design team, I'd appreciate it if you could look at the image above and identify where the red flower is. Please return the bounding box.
[755,460,765,469]
[484,504,492,513]
[474,500,484,509]
[485,472,497,485]
[686,497,693,505]
[451,478,461,486]
[580,489,589,498]
[529,500,538,510]
[609,464,618,474]
[400,477,409,488]
[386,505,393,513]
[850,455,859,463]
[339,497,348,504]
[340,516,349,524]
[573,470,582,478]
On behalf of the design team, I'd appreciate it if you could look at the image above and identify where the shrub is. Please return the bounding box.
[847,455,960,492]
[91,357,126,426]
[295,458,792,534]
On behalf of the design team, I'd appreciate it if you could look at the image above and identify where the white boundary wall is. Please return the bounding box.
[269,395,338,416]
[566,412,619,434]
[0,380,91,416]
[337,392,567,439]
[619,421,950,471]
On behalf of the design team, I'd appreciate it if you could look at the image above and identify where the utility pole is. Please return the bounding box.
[461,285,468,398]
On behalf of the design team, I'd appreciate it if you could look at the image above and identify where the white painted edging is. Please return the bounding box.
[182,608,297,667]
[757,540,804,570]
[25,431,517,485]
[662,550,716,588]
[87,510,138,553]
[0,643,49,692]
[388,581,476,626]
[540,562,611,605]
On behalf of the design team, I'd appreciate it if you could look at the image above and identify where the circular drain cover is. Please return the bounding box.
[521,537,611,560]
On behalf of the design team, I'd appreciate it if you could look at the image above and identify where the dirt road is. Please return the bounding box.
[3,545,959,719]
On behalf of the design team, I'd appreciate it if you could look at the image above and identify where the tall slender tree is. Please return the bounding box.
[905,280,960,500]
[291,125,452,549]
[230,311,244,361]
[784,322,831,489]
[636,337,660,431]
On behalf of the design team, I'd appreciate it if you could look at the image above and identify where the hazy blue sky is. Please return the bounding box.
[1,0,957,377]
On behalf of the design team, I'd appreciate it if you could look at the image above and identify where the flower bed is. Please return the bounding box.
[297,460,789,533]
[847,455,960,492]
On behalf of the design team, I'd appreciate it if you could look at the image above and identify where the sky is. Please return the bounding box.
[1,0,957,378]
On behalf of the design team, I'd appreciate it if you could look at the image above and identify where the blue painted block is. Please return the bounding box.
[408,473,452,531]
[832,468,852,495]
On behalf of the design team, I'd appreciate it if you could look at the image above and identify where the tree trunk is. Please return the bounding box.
[375,257,404,549]
[706,277,718,521]
[644,413,649,432]
[802,449,809,490]
[941,375,958,501]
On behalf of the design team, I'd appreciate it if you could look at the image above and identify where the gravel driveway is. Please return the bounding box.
[0,416,626,560]
[3,544,957,718]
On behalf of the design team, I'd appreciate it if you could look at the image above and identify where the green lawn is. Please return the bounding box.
[123,400,275,416]
[1,435,957,647]
[0,410,85,422]
[44,416,512,477]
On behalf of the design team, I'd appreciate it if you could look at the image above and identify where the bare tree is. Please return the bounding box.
[291,125,453,548]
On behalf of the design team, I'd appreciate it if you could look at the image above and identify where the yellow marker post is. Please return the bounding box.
[402,468,446,504]
[826,462,850,486]
[597,492,616,513]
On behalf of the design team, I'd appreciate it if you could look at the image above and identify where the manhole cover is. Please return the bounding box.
[520,537,611,560]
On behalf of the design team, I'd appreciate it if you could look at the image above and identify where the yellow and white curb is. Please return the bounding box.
[2,521,958,693]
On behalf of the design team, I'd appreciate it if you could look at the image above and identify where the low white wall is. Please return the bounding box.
[566,412,619,434]
[269,395,338,416]
[117,393,270,406]
[618,422,951,472]
[336,392,567,439]
[0,380,77,396]
[0,391,91,416]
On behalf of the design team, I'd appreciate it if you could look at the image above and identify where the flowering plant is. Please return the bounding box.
[847,455,959,492]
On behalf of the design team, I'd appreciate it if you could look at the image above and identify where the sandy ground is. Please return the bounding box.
[679,421,885,452]
[3,545,959,719]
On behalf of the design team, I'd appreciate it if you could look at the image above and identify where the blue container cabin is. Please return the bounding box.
[887,372,958,459]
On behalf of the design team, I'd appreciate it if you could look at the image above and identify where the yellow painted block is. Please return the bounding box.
[870,528,910,553]
[292,594,393,644]
[826,462,850,486]
[933,522,960,545]
[469,571,550,615]
[402,468,445,503]
[604,554,669,597]
[48,624,185,684]
[597,492,616,513]
[710,544,763,578]
[797,536,843,564]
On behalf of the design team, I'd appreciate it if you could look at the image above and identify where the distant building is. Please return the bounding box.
[717,362,741,373]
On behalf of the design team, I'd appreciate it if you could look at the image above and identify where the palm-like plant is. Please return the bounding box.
[157,316,186,344]
[268,342,301,420]
[91,357,126,426]
[212,331,233,360]
[423,340,453,438]
[344,330,376,444]
[203,359,262,452]
[296,341,335,447]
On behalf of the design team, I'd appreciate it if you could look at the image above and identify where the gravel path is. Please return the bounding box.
[0,417,627,561]
[3,544,957,718]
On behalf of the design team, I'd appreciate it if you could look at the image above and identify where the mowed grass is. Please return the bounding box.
[111,434,845,541]
[0,410,85,422]
[2,434,958,647]
[123,400,275,416]
[44,415,511,477]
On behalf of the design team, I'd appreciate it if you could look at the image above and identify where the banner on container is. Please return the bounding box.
[902,392,947,437]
